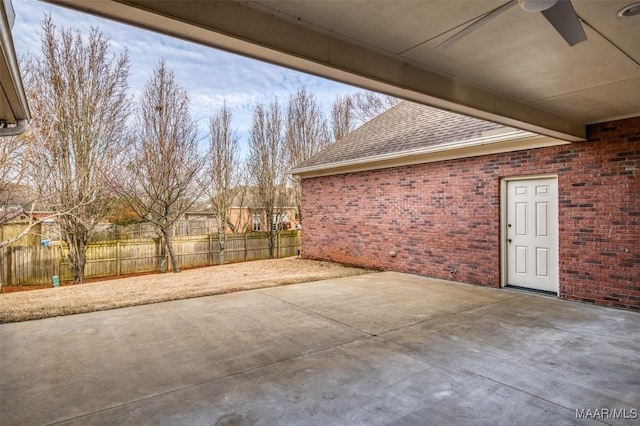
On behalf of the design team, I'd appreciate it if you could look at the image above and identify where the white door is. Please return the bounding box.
[505,178,558,293]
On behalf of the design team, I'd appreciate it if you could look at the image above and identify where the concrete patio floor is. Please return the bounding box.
[1,272,638,425]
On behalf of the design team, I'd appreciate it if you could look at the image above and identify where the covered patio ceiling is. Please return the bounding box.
[39,1,640,142]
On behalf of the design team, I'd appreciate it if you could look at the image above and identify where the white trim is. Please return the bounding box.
[292,134,569,178]
[587,113,640,125]
[0,1,30,133]
[0,1,31,136]
[500,174,559,296]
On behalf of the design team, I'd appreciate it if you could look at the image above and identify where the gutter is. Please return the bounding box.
[0,118,28,136]
[290,130,570,178]
[0,0,31,136]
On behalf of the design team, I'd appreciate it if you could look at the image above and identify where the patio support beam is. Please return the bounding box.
[47,0,585,141]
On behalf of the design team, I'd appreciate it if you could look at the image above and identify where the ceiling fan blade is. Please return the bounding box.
[541,0,587,46]
[436,0,517,49]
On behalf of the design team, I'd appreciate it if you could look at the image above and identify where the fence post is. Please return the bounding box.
[56,245,61,280]
[244,233,247,262]
[0,246,5,288]
[208,233,213,266]
[116,240,121,276]
[6,246,12,286]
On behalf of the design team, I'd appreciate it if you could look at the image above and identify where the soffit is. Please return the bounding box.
[249,0,640,124]
[0,0,30,134]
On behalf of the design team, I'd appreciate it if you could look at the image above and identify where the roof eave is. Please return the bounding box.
[0,0,31,135]
[290,132,570,179]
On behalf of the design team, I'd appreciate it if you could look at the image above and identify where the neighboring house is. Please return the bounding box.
[0,208,43,246]
[291,101,639,311]
[228,186,299,233]
[186,187,299,234]
[182,202,219,235]
[0,184,52,246]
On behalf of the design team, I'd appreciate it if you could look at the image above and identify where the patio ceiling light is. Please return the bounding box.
[617,2,640,18]
[519,0,557,13]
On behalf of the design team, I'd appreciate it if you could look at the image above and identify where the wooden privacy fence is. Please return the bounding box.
[0,231,301,286]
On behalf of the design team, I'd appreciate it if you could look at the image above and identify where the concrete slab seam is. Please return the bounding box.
[257,289,378,336]
[42,334,378,426]
[375,294,524,338]
[443,363,615,426]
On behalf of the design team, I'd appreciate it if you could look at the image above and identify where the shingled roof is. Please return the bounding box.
[299,101,509,168]
[290,101,561,177]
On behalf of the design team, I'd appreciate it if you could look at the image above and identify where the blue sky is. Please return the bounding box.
[11,0,361,154]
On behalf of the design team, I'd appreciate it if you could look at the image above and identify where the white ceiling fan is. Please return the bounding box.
[437,0,588,49]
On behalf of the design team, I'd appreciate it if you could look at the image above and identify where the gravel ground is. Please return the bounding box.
[0,258,372,323]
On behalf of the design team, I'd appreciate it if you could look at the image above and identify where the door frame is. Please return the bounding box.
[500,174,559,294]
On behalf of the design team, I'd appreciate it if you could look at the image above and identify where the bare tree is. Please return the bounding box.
[285,87,329,225]
[226,179,253,234]
[331,94,355,141]
[0,133,43,247]
[329,91,397,143]
[350,91,399,123]
[0,128,86,249]
[0,59,44,247]
[247,99,287,258]
[119,60,202,273]
[203,102,241,264]
[0,134,35,211]
[0,135,30,198]
[27,17,130,283]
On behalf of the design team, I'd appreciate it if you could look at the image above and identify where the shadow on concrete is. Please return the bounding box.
[1,272,638,425]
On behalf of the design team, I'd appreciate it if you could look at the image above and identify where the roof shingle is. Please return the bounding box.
[295,101,508,170]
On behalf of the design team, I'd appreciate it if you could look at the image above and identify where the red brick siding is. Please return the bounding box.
[301,117,640,310]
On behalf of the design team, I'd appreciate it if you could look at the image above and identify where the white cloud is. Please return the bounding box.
[11,0,364,154]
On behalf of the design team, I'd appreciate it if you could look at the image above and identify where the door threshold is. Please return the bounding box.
[505,285,557,297]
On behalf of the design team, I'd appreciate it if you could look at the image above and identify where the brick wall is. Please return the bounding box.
[301,117,640,310]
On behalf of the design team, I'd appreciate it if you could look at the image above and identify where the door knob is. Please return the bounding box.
[507,239,512,243]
